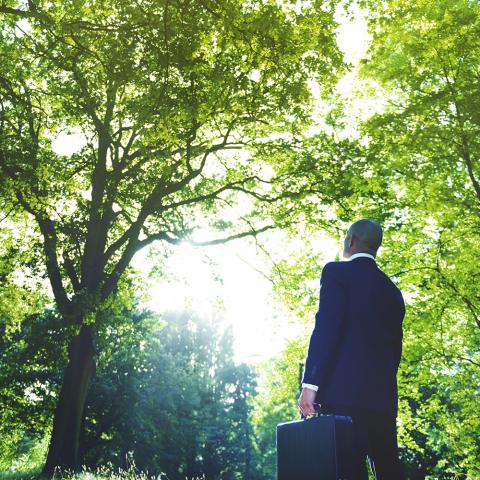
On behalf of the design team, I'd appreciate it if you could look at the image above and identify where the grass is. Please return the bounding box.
[0,463,207,480]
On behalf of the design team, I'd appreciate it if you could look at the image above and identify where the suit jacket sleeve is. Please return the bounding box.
[302,262,347,388]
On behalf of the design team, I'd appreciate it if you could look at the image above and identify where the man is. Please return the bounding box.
[298,218,406,479]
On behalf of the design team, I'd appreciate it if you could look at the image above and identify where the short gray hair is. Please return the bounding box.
[347,218,383,254]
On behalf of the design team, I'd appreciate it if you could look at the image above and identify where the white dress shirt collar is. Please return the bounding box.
[348,252,376,261]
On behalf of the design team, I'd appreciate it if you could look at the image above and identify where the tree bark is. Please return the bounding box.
[42,324,96,475]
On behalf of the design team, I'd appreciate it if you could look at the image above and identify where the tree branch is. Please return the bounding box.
[0,6,34,17]
[435,52,480,204]
[100,222,277,299]
[173,223,277,247]
[0,144,72,319]
[102,171,271,264]
[80,80,119,289]
[36,215,72,316]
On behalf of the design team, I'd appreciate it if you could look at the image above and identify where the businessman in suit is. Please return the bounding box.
[298,218,405,479]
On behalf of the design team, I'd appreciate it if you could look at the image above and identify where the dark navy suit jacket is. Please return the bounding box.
[302,256,405,415]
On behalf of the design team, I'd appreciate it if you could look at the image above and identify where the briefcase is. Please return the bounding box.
[276,404,355,479]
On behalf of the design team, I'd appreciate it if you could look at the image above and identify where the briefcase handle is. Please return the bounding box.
[300,402,323,420]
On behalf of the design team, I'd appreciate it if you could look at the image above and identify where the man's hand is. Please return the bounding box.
[298,387,317,417]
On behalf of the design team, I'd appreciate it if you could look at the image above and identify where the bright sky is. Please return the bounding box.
[132,230,340,366]
[51,5,370,366]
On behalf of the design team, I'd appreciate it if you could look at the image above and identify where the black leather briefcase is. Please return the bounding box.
[276,404,355,480]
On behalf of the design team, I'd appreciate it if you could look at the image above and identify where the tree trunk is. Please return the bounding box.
[42,324,96,475]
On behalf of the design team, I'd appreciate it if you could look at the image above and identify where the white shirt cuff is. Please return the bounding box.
[302,383,318,392]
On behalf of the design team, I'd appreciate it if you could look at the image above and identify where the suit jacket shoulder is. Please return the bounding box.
[377,266,404,295]
[321,260,347,284]
[321,260,346,275]
[376,266,406,317]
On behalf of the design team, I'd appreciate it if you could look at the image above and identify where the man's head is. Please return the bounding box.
[343,218,383,259]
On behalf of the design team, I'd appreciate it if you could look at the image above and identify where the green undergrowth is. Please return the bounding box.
[0,463,207,480]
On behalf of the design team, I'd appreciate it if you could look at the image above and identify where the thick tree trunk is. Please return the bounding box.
[42,324,96,475]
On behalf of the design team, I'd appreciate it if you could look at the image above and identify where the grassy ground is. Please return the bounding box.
[0,464,207,480]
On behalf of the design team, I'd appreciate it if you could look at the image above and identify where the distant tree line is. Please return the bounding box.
[0,300,263,480]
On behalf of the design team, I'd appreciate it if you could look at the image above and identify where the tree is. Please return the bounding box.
[355,0,480,475]
[0,293,261,478]
[81,309,260,480]
[0,308,65,471]
[0,0,347,472]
